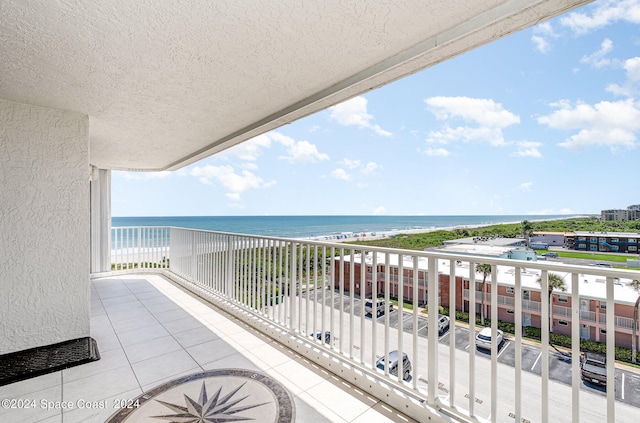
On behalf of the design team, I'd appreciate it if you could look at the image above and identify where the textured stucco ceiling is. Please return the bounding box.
[0,0,591,171]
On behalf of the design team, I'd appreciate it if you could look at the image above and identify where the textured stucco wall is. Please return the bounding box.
[0,98,90,354]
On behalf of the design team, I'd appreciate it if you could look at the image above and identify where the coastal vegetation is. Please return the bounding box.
[346,217,640,251]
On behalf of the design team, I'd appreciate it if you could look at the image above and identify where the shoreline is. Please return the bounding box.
[309,215,586,244]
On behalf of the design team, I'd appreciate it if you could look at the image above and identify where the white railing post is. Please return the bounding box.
[540,270,549,422]
[571,272,580,423]
[606,276,615,423]
[427,256,438,407]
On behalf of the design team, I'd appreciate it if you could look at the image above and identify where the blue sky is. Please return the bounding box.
[113,0,640,217]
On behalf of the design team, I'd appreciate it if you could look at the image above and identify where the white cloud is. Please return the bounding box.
[426,97,520,127]
[531,22,558,53]
[226,134,272,161]
[329,96,393,136]
[223,131,329,163]
[537,99,640,151]
[580,38,614,68]
[340,158,361,169]
[423,147,451,157]
[511,141,543,158]
[190,165,275,199]
[606,56,640,97]
[330,168,352,181]
[361,162,381,174]
[560,0,640,34]
[517,182,534,192]
[278,139,330,163]
[559,208,575,214]
[424,97,519,147]
[372,206,387,215]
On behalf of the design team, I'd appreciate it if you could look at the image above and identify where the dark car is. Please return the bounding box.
[310,331,332,344]
[542,252,558,258]
[376,350,412,381]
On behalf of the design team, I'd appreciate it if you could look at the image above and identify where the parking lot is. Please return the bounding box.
[302,289,640,409]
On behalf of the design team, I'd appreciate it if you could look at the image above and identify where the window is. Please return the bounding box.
[557,294,568,303]
[590,237,598,242]
[506,286,515,294]
[629,246,637,252]
[600,328,607,335]
[590,245,598,251]
[578,243,586,249]
[558,320,568,326]
[610,238,618,243]
[629,238,637,244]
[600,301,606,309]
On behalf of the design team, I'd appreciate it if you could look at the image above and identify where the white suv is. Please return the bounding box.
[365,299,393,317]
[430,314,450,335]
[475,327,504,350]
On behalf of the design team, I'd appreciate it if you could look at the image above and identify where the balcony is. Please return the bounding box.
[6,226,638,423]
[0,274,416,423]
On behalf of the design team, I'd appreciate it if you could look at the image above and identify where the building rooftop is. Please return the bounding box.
[573,231,640,238]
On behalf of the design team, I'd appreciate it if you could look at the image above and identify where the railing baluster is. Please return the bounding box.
[490,264,498,423]
[468,260,476,417]
[349,249,355,360]
[541,269,549,422]
[427,256,438,406]
[571,272,580,423]
[448,259,456,407]
[514,266,522,423]
[339,247,345,354]
[606,276,615,423]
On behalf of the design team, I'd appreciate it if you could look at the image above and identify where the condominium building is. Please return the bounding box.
[566,231,640,253]
[335,252,640,349]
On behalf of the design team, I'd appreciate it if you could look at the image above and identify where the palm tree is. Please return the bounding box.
[536,273,566,333]
[475,263,492,325]
[628,279,640,364]
[521,220,533,247]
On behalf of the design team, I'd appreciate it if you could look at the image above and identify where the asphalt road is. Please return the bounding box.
[302,289,640,409]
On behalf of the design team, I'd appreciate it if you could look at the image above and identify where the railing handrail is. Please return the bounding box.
[105,225,639,423]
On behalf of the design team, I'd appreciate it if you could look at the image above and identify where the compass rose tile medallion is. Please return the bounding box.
[106,369,295,423]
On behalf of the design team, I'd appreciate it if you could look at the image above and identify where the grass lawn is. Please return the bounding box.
[553,251,638,263]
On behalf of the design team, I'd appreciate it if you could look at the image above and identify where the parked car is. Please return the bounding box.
[589,263,613,268]
[310,331,332,344]
[427,314,450,335]
[365,298,393,317]
[580,352,607,386]
[376,350,412,381]
[475,327,504,350]
[542,252,558,258]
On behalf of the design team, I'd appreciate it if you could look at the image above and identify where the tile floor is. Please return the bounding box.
[0,274,417,423]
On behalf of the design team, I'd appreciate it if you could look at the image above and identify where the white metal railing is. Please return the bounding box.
[106,226,640,423]
[553,304,571,318]
[110,226,170,270]
[599,313,635,330]
[580,309,596,322]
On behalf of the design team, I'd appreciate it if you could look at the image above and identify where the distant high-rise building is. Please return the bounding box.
[601,209,629,221]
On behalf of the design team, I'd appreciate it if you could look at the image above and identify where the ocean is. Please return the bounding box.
[111,215,573,240]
